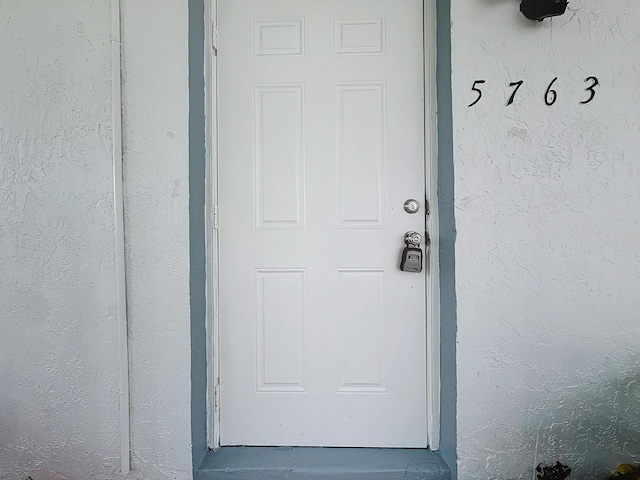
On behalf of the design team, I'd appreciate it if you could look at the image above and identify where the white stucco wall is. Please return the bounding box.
[5,1,640,479]
[0,1,192,479]
[451,1,640,479]
[120,1,192,478]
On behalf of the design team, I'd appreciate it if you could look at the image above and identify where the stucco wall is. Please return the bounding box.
[0,1,192,479]
[121,1,192,478]
[6,1,640,479]
[451,1,640,478]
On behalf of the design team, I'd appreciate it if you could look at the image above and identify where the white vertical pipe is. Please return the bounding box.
[110,0,131,474]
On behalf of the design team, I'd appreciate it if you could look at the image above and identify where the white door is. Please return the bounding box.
[217,0,427,448]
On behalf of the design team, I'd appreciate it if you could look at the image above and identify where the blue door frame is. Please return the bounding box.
[188,0,457,476]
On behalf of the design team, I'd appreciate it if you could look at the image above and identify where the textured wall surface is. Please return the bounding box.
[0,1,192,479]
[0,1,121,478]
[451,1,640,478]
[120,1,192,478]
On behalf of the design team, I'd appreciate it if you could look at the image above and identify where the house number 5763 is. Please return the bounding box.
[468,76,600,107]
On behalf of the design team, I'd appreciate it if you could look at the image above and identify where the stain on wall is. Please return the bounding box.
[451,0,640,478]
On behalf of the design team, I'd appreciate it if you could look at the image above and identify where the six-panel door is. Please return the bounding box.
[217,0,428,447]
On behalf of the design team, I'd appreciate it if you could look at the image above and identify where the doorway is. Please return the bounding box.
[206,0,440,449]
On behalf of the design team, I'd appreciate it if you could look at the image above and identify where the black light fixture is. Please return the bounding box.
[520,0,568,21]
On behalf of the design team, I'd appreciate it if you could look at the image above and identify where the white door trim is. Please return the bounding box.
[204,0,440,450]
[423,1,441,450]
[204,0,220,449]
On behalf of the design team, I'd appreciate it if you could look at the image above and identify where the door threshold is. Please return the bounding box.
[195,446,451,480]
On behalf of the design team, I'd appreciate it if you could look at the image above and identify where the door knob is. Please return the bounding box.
[404,231,422,246]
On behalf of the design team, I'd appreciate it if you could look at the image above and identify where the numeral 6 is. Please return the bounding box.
[545,77,558,106]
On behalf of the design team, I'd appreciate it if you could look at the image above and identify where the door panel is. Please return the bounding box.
[218,0,427,447]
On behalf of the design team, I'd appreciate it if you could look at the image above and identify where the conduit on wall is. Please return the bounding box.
[110,0,131,474]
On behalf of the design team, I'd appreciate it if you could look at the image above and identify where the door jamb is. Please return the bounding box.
[204,0,441,450]
[423,0,441,450]
[204,0,220,449]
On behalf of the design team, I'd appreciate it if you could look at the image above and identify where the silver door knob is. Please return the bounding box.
[404,231,422,246]
[403,199,420,214]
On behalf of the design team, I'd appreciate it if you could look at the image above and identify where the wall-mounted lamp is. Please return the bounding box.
[520,0,568,21]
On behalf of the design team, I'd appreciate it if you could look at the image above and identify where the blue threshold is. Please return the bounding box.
[196,446,451,480]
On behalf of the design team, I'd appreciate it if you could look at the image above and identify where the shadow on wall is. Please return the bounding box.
[477,0,561,29]
[519,371,640,479]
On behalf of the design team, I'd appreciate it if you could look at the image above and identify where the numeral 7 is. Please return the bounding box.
[507,80,524,106]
